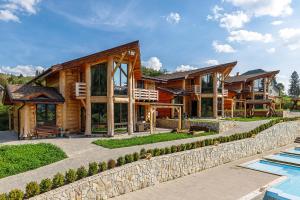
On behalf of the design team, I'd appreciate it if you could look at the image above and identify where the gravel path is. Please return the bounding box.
[0,120,269,193]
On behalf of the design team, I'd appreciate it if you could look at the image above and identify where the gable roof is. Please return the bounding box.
[225,70,280,84]
[155,61,237,81]
[3,84,64,104]
[27,41,142,84]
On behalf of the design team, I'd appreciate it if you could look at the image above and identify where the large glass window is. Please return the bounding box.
[36,104,56,126]
[114,103,128,132]
[253,78,265,92]
[217,73,223,93]
[114,63,128,95]
[201,98,213,117]
[136,80,144,89]
[201,74,213,93]
[91,63,107,96]
[137,105,145,121]
[91,103,107,133]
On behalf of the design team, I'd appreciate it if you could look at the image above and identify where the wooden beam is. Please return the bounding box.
[128,61,134,135]
[80,99,86,109]
[59,70,67,130]
[112,52,127,76]
[213,72,218,118]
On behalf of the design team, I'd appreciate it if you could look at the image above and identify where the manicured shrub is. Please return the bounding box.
[133,152,139,161]
[180,144,186,151]
[171,145,177,153]
[7,189,24,200]
[52,172,65,188]
[191,142,197,149]
[77,166,88,180]
[146,149,154,156]
[99,161,107,172]
[176,145,182,152]
[26,181,40,198]
[186,143,192,150]
[40,178,52,193]
[88,162,99,176]
[117,156,126,166]
[153,148,160,156]
[125,154,134,163]
[165,147,171,154]
[0,193,7,200]
[140,148,146,158]
[65,169,77,184]
[107,159,116,169]
[160,148,165,155]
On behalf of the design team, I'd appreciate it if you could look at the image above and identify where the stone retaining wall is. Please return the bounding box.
[156,118,237,133]
[31,121,300,200]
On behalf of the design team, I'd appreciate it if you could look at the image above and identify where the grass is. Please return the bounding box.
[0,143,67,179]
[224,116,282,122]
[92,131,216,149]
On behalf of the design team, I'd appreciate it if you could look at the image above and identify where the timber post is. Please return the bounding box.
[213,72,218,118]
[107,56,114,136]
[128,61,134,135]
[84,64,92,136]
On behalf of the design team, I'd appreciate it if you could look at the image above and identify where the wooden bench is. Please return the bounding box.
[35,126,60,138]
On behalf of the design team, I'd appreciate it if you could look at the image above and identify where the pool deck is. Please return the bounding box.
[111,144,298,200]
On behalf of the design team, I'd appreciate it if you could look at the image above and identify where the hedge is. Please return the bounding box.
[0,117,298,199]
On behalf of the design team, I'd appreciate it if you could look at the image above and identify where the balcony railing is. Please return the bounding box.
[186,85,201,94]
[75,82,87,99]
[134,88,158,101]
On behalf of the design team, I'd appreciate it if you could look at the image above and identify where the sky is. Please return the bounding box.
[0,0,300,90]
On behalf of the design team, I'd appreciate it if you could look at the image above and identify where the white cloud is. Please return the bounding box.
[142,57,162,71]
[279,28,300,50]
[219,11,250,31]
[271,20,283,26]
[266,47,276,53]
[0,0,42,22]
[228,30,273,43]
[166,12,181,24]
[176,65,197,72]
[0,65,45,76]
[212,41,236,53]
[279,28,300,40]
[205,59,219,65]
[208,5,250,31]
[0,9,19,22]
[225,0,293,17]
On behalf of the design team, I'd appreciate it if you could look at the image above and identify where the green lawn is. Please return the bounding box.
[0,143,67,179]
[224,117,282,122]
[92,132,216,149]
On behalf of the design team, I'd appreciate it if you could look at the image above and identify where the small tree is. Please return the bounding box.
[276,83,285,96]
[288,71,300,97]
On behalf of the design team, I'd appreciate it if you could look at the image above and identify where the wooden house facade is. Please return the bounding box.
[224,70,280,116]
[3,41,166,138]
[154,62,237,118]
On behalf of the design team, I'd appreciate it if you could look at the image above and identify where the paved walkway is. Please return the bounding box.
[112,144,297,200]
[0,120,268,193]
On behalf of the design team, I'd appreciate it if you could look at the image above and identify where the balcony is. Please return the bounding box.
[75,82,87,99]
[223,89,228,97]
[186,85,201,94]
[134,88,158,101]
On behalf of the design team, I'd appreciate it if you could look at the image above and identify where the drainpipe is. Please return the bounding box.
[17,102,25,140]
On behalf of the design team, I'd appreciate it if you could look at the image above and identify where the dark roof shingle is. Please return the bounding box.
[225,70,280,84]
[5,84,64,104]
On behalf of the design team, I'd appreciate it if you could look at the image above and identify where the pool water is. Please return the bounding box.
[285,147,300,155]
[245,148,300,200]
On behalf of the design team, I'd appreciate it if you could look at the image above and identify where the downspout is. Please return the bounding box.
[17,102,25,140]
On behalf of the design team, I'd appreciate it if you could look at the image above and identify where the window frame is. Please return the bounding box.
[36,104,56,126]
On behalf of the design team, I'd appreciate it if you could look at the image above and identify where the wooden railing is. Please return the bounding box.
[186,85,201,94]
[75,82,87,99]
[134,88,158,101]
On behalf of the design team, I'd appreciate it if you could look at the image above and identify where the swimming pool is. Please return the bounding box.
[245,148,300,200]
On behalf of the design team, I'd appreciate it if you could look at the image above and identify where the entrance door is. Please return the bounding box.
[201,98,213,117]
[191,101,198,117]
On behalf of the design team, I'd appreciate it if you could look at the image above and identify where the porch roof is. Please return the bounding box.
[3,84,65,105]
[225,70,280,84]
